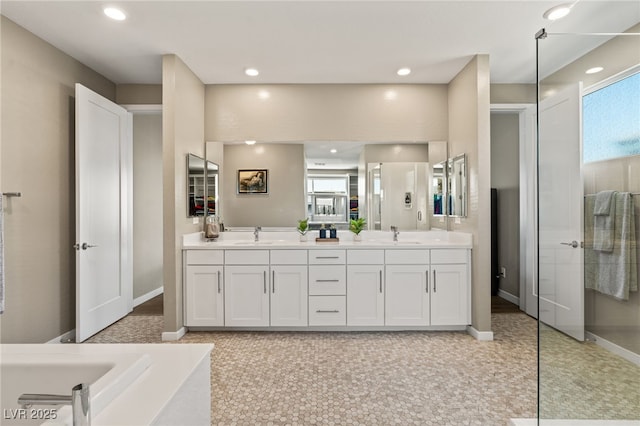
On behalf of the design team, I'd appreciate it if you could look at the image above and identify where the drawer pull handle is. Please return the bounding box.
[264,271,267,294]
[426,270,429,293]
[218,270,221,294]
[315,256,340,259]
[316,279,340,282]
[379,270,383,293]
[316,310,340,313]
[433,270,437,293]
[272,270,275,293]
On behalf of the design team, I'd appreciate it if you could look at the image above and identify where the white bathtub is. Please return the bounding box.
[1,344,213,426]
[1,349,151,425]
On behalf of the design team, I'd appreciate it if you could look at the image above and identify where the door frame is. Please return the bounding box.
[490,103,536,314]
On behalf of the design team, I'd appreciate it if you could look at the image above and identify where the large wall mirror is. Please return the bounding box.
[207,140,457,229]
[187,153,218,218]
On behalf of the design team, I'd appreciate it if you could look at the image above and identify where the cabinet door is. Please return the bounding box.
[431,264,469,326]
[270,265,308,327]
[184,265,224,326]
[385,265,430,326]
[224,265,270,326]
[347,265,384,326]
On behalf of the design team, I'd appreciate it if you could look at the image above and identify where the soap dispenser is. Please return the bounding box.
[204,215,220,240]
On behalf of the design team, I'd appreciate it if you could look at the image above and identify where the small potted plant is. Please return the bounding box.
[349,217,366,242]
[319,223,327,239]
[297,218,309,242]
[329,223,337,239]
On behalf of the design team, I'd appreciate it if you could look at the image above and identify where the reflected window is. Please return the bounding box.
[583,71,640,163]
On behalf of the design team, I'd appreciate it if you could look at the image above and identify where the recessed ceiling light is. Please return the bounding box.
[397,67,411,76]
[104,7,126,21]
[245,140,256,145]
[585,66,604,74]
[330,149,337,154]
[245,68,259,77]
[543,3,572,21]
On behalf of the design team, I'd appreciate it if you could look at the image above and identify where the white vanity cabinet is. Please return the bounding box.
[385,250,430,326]
[270,250,308,327]
[347,250,385,326]
[430,249,470,326]
[308,249,346,326]
[184,250,224,326]
[224,250,270,327]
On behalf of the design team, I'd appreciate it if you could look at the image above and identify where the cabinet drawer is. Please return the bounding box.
[224,250,269,265]
[430,249,468,264]
[347,250,384,265]
[385,249,429,265]
[309,296,346,326]
[309,265,346,295]
[270,249,307,265]
[309,249,346,264]
[186,250,224,265]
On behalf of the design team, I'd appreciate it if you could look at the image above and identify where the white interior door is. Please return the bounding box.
[538,83,584,341]
[522,104,538,317]
[75,84,133,342]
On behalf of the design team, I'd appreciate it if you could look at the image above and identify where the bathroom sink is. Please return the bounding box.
[394,241,422,245]
[233,241,274,245]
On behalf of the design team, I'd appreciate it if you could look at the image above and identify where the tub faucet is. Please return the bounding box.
[254,226,262,242]
[18,383,90,426]
[390,225,399,242]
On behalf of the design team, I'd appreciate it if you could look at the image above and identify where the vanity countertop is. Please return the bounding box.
[182,230,472,250]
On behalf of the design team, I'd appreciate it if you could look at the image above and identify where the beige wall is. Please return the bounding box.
[448,55,492,332]
[162,54,205,333]
[223,143,306,227]
[490,112,520,297]
[0,16,116,342]
[490,84,536,104]
[205,84,448,142]
[133,113,163,299]
[116,84,162,105]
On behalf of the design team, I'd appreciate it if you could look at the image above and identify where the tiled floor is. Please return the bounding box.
[88,313,538,425]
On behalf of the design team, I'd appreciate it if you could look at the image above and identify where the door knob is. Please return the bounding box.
[560,241,579,248]
[81,243,98,250]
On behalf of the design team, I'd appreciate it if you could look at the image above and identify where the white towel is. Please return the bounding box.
[585,193,638,300]
[0,194,4,314]
[593,190,617,252]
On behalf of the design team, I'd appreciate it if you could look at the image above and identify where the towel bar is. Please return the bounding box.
[1,192,21,197]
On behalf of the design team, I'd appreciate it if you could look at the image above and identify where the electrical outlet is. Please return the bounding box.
[500,267,507,279]
[192,216,199,225]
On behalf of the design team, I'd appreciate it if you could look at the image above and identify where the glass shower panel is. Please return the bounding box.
[537,30,640,423]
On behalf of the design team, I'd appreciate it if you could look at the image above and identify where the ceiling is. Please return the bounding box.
[2,1,639,86]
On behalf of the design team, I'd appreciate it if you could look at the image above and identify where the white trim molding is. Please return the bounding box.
[46,329,76,344]
[497,289,520,307]
[585,331,640,366]
[134,287,164,307]
[162,327,186,342]
[467,325,494,341]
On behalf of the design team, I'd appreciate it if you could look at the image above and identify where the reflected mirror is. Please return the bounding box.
[432,161,446,216]
[447,153,467,217]
[187,153,218,217]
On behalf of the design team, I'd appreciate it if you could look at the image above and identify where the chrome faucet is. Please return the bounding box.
[254,226,262,242]
[18,383,90,426]
[390,225,399,242]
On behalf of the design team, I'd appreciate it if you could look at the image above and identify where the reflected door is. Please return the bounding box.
[538,83,585,341]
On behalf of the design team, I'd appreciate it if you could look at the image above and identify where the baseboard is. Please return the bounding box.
[134,287,164,307]
[466,325,494,341]
[162,327,186,342]
[46,329,76,344]
[498,289,520,306]
[585,331,640,366]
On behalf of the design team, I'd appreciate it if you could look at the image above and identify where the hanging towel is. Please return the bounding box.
[593,190,617,252]
[585,193,638,300]
[0,195,4,314]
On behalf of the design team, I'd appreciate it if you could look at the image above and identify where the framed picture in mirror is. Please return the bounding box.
[238,169,268,194]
